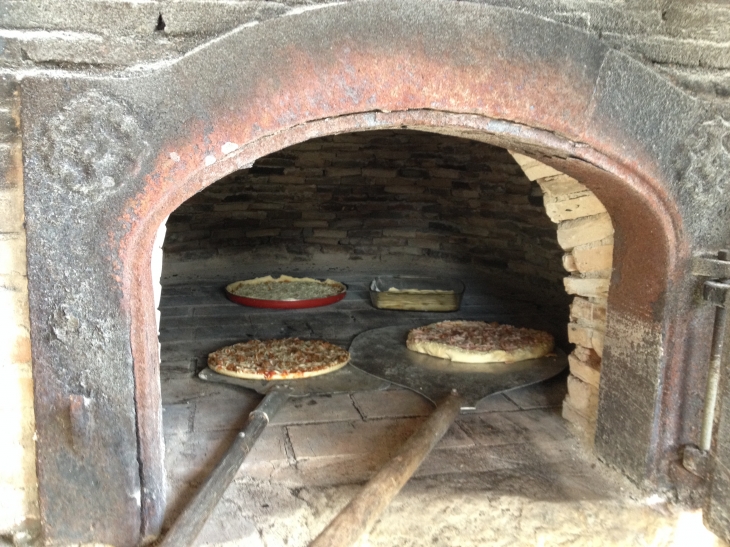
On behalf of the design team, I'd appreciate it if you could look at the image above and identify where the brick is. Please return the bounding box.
[556,213,614,250]
[0,187,24,232]
[566,374,599,416]
[302,211,336,220]
[562,253,578,272]
[384,185,425,194]
[544,194,606,222]
[269,394,361,426]
[362,168,397,178]
[564,276,610,298]
[293,220,329,228]
[245,229,280,237]
[562,399,596,442]
[312,229,347,239]
[568,323,594,348]
[351,390,433,419]
[509,152,562,181]
[573,244,614,272]
[0,234,27,277]
[568,349,602,388]
[592,329,605,358]
[570,297,607,329]
[0,144,21,189]
[535,173,588,196]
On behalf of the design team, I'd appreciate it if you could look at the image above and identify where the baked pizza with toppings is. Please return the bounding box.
[406,320,554,364]
[208,338,350,380]
[226,275,345,301]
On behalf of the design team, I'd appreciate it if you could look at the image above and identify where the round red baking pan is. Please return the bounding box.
[225,290,346,309]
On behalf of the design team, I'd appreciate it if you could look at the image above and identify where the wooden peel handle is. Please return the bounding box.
[160,389,289,547]
[310,391,463,547]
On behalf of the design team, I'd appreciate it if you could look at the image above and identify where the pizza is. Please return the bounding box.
[406,320,554,364]
[208,338,350,380]
[226,275,345,301]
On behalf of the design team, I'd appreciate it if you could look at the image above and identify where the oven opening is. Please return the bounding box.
[152,130,660,544]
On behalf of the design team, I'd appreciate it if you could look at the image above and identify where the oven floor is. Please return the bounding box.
[158,273,717,546]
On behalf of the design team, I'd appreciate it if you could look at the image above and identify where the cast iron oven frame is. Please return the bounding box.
[19,1,729,544]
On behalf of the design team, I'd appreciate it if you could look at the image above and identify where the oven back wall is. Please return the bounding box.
[163,130,567,307]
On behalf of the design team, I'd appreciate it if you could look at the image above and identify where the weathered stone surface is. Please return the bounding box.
[566,374,599,415]
[544,193,606,222]
[568,349,602,388]
[556,213,614,250]
[535,173,588,196]
[508,152,562,181]
[563,276,610,298]
[570,297,607,329]
[572,243,614,272]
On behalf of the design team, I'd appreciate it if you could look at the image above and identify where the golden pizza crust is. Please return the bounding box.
[226,275,345,300]
[208,338,350,380]
[406,320,554,364]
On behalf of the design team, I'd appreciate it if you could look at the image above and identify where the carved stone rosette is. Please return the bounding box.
[679,116,730,204]
[41,91,149,199]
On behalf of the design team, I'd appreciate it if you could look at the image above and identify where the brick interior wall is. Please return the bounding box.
[163,131,566,301]
[510,153,614,442]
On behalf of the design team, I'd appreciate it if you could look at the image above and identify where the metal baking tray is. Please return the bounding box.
[226,275,347,309]
[369,275,465,312]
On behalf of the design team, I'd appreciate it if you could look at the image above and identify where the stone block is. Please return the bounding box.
[0,234,27,276]
[536,174,588,197]
[0,108,18,142]
[562,399,596,442]
[593,329,605,358]
[563,276,610,298]
[567,323,594,348]
[350,389,433,419]
[562,253,578,272]
[312,229,347,239]
[508,152,562,181]
[0,144,21,189]
[0,186,24,233]
[544,194,606,222]
[269,394,361,426]
[245,229,280,238]
[293,220,329,228]
[568,349,601,388]
[570,297,608,329]
[556,213,614,250]
[383,185,425,194]
[573,244,614,272]
[566,374,599,416]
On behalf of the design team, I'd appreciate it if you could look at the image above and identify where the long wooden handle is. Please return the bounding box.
[310,391,463,547]
[160,389,290,547]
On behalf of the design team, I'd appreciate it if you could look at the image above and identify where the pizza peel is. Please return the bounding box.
[160,363,389,547]
[310,325,568,547]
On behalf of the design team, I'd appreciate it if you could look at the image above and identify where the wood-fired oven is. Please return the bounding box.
[16,1,730,544]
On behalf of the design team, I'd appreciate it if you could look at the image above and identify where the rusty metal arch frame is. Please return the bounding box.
[123,109,685,535]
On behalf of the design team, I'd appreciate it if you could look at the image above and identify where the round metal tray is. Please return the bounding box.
[225,278,347,309]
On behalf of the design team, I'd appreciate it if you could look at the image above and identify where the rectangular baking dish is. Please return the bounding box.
[369,275,465,312]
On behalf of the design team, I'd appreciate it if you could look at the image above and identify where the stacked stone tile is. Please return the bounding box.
[0,75,38,529]
[510,153,613,441]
